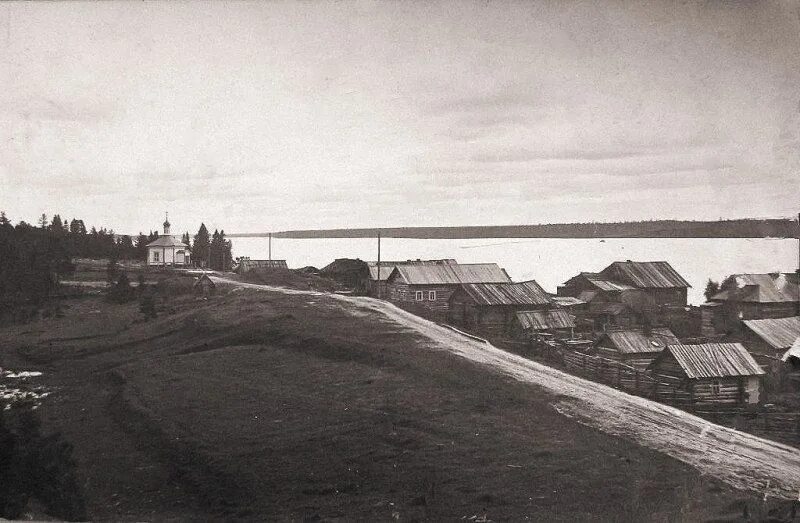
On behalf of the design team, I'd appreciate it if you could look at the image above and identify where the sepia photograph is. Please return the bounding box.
[1,1,799,521]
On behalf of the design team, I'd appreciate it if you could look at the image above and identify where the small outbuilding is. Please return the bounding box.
[593,328,679,371]
[512,309,576,340]
[648,343,765,408]
[193,273,216,298]
[448,280,552,336]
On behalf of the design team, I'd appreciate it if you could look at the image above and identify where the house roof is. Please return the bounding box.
[782,338,800,362]
[661,343,764,379]
[599,328,679,354]
[366,259,458,281]
[515,309,575,331]
[459,281,551,306]
[603,261,691,289]
[146,235,189,248]
[389,263,510,285]
[552,296,586,307]
[712,273,799,303]
[742,316,800,350]
[581,273,636,292]
[588,302,630,316]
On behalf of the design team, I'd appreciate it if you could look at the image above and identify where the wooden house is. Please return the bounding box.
[447,280,552,336]
[512,309,576,340]
[366,259,457,297]
[781,339,800,391]
[702,273,800,335]
[648,343,765,408]
[557,261,690,331]
[384,263,510,320]
[599,261,690,307]
[593,328,679,371]
[741,316,800,358]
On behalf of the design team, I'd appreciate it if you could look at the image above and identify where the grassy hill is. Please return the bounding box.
[0,275,783,520]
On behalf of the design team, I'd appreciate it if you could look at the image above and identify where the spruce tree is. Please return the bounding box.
[193,224,211,268]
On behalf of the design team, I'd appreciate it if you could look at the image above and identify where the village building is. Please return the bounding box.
[741,316,800,358]
[781,338,800,391]
[193,273,216,298]
[701,273,800,335]
[365,259,457,297]
[384,263,510,320]
[557,261,690,331]
[146,215,190,267]
[512,309,576,340]
[447,280,552,336]
[648,343,765,408]
[235,258,289,273]
[593,328,679,371]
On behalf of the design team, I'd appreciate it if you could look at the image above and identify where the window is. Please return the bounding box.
[415,291,424,301]
[710,380,721,395]
[428,290,436,301]
[153,251,159,262]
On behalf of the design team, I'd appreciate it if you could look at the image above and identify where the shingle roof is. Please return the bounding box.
[742,316,800,350]
[515,309,575,331]
[552,296,586,307]
[390,263,510,285]
[146,235,189,248]
[782,338,800,362]
[600,328,679,354]
[582,273,636,292]
[663,343,764,378]
[712,273,799,303]
[603,261,691,289]
[460,281,551,306]
[367,259,458,281]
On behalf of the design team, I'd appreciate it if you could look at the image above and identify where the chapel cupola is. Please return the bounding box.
[163,212,171,235]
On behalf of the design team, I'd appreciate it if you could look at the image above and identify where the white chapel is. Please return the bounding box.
[146,214,191,267]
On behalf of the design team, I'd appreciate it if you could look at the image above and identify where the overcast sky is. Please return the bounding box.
[1,1,799,234]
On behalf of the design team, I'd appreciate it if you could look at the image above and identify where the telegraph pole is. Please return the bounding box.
[377,230,381,299]
[269,232,272,262]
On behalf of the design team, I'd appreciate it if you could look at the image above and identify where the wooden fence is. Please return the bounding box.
[495,338,800,447]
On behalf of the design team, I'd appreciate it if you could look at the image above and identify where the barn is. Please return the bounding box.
[648,343,765,408]
[447,280,552,336]
[593,328,679,371]
[384,263,510,320]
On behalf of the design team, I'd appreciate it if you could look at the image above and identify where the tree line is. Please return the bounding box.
[0,211,234,321]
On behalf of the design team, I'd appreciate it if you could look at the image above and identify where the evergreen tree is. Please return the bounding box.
[38,214,48,229]
[193,224,210,268]
[135,233,149,260]
[704,279,720,301]
[181,232,191,249]
[210,229,222,270]
[50,215,63,232]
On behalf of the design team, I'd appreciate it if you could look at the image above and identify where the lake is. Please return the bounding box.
[232,237,798,306]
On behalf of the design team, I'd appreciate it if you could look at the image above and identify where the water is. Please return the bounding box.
[233,237,798,306]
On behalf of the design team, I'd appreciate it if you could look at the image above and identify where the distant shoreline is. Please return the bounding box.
[228,218,799,239]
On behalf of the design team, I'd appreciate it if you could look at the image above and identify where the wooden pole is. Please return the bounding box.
[269,232,272,262]
[377,230,381,299]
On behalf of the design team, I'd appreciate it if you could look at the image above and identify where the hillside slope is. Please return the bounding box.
[0,281,793,520]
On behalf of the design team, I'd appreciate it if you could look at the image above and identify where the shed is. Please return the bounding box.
[193,273,216,297]
[512,309,576,339]
[648,343,765,407]
[594,328,679,371]
[448,280,552,335]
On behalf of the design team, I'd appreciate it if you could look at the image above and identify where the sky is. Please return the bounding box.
[1,0,799,235]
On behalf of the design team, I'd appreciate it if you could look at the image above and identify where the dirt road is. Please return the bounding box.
[214,276,800,501]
